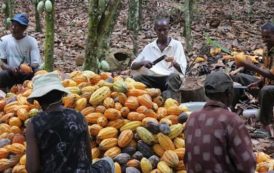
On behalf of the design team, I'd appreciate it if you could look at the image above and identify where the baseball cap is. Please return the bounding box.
[204,71,233,93]
[11,13,29,26]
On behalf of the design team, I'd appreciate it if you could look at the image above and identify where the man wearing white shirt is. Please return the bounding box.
[131,15,187,102]
[0,13,41,90]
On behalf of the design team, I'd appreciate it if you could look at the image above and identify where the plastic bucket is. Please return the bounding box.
[180,102,206,112]
[242,109,259,118]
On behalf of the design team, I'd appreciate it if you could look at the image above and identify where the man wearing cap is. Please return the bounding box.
[0,13,41,90]
[184,71,255,173]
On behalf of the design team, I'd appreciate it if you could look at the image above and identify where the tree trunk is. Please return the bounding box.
[84,0,121,72]
[247,0,255,21]
[138,0,143,29]
[4,0,14,29]
[44,0,55,71]
[128,0,140,56]
[34,0,42,32]
[181,76,206,102]
[183,0,193,52]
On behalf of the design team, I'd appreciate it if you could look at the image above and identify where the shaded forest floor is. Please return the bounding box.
[0,0,274,155]
[1,0,274,72]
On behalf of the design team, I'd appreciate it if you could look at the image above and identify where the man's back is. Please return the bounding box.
[184,100,256,173]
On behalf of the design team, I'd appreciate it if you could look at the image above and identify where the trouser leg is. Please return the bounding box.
[0,71,34,91]
[231,73,259,86]
[133,75,167,91]
[133,73,183,102]
[259,85,274,125]
[16,73,34,84]
[231,73,260,109]
[162,73,182,102]
[0,71,15,89]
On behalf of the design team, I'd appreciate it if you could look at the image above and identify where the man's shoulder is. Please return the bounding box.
[24,35,37,42]
[1,34,13,41]
[145,40,157,48]
[170,38,183,46]
[189,107,238,119]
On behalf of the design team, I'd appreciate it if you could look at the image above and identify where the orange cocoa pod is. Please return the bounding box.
[137,94,153,109]
[127,112,145,121]
[104,108,121,121]
[19,64,33,74]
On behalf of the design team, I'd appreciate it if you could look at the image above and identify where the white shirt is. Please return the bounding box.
[132,38,187,76]
[0,34,41,68]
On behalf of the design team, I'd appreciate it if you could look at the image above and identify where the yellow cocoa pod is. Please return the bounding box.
[99,138,118,150]
[91,147,100,159]
[118,129,133,148]
[157,161,173,173]
[174,148,185,160]
[114,162,122,173]
[174,137,185,148]
[89,86,111,106]
[161,150,179,167]
[120,121,142,131]
[104,146,121,158]
[168,124,184,139]
[157,133,175,150]
[136,127,155,145]
[75,98,87,111]
[97,127,118,140]
[153,144,165,157]
[140,157,153,173]
[12,164,27,173]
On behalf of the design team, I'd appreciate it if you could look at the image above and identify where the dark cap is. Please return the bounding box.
[204,71,233,93]
[11,13,29,26]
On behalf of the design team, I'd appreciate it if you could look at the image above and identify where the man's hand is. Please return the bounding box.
[142,61,153,69]
[131,61,151,70]
[3,65,18,75]
[18,64,33,75]
[165,56,175,68]
[229,67,244,77]
[165,56,174,63]
[247,79,263,90]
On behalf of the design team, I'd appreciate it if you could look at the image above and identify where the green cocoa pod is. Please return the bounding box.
[45,0,53,13]
[100,60,110,71]
[5,18,11,26]
[37,1,44,13]
[1,3,6,10]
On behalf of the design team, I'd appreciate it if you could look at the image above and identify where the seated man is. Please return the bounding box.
[236,22,274,137]
[0,13,41,90]
[131,15,187,102]
[184,71,256,173]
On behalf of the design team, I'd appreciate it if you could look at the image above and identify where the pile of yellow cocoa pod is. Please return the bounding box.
[0,70,272,173]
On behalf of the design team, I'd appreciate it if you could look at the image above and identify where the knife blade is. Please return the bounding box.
[233,85,247,89]
[152,55,166,65]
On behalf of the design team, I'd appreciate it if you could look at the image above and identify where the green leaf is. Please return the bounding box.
[204,33,231,54]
